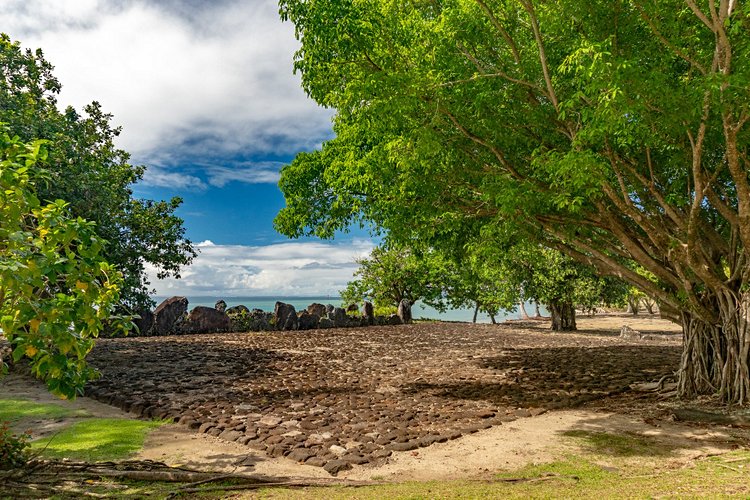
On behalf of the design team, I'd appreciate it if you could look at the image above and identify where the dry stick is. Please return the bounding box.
[167,479,385,498]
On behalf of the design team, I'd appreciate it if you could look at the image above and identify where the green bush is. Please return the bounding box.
[0,421,30,469]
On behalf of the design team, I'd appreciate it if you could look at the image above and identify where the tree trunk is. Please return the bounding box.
[549,300,576,331]
[534,301,542,318]
[519,301,530,319]
[490,313,497,324]
[626,297,639,315]
[678,293,750,405]
[472,303,479,323]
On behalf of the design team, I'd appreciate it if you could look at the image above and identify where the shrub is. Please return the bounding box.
[0,421,30,469]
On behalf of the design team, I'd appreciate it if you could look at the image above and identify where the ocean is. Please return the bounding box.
[152,296,547,324]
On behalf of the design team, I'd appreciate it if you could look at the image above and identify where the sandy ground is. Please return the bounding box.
[1,314,745,482]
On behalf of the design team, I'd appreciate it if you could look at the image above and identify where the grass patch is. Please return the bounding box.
[30,418,163,462]
[249,452,750,499]
[0,398,89,422]
[561,430,672,457]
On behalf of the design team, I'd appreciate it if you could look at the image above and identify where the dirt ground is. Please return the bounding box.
[2,313,748,482]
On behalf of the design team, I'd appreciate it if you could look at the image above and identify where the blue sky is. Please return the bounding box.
[6,0,375,296]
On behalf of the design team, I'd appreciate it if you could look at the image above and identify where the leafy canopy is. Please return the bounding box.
[0,34,195,311]
[0,132,126,398]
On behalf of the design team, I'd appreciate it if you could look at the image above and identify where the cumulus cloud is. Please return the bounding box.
[145,239,375,296]
[5,0,333,177]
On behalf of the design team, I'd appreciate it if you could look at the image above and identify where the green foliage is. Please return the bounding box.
[0,34,195,312]
[0,132,127,398]
[341,245,449,308]
[0,421,30,470]
[30,418,163,462]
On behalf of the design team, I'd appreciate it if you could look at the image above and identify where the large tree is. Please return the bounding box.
[0,34,195,312]
[276,1,750,403]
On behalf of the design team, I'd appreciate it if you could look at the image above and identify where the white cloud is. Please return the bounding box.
[205,161,284,187]
[143,167,208,190]
[145,239,375,296]
[4,0,333,167]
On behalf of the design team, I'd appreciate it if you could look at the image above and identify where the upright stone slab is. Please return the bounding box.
[274,301,298,330]
[153,296,188,335]
[297,310,319,330]
[330,307,348,327]
[398,299,412,324]
[307,303,327,317]
[215,299,227,313]
[181,306,231,334]
[362,301,375,326]
[132,309,154,336]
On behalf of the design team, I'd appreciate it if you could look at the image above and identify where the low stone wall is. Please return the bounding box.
[129,297,410,337]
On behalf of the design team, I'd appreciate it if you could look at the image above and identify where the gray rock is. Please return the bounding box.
[274,302,298,331]
[330,307,348,327]
[387,314,403,325]
[325,304,335,314]
[215,300,227,313]
[323,459,352,476]
[226,305,250,316]
[307,303,327,317]
[297,310,319,330]
[346,303,359,313]
[318,317,334,329]
[362,301,375,326]
[181,306,231,334]
[152,296,188,335]
[398,299,412,324]
[132,309,154,336]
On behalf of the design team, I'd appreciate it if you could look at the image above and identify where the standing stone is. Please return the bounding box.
[318,317,334,329]
[362,301,375,326]
[274,302,298,331]
[226,305,250,316]
[307,303,327,317]
[132,309,154,336]
[330,307,348,327]
[398,299,412,324]
[215,300,227,313]
[325,304,335,314]
[387,314,403,325]
[181,306,231,334]
[153,296,189,335]
[297,310,320,330]
[346,303,359,313]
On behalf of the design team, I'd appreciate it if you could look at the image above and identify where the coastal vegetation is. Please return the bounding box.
[275,0,750,403]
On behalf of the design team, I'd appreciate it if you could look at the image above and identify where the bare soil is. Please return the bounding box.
[2,313,748,482]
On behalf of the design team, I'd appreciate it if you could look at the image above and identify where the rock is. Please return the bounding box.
[287,448,315,463]
[362,301,375,326]
[620,325,642,339]
[215,300,227,313]
[371,449,392,459]
[398,299,412,324]
[329,444,348,456]
[218,429,243,442]
[152,296,188,335]
[226,305,250,316]
[297,310,320,330]
[325,304,335,314]
[323,459,352,476]
[330,307,348,327]
[346,303,359,313]
[181,306,231,334]
[307,303,327,317]
[132,309,154,336]
[388,441,418,452]
[387,314,402,326]
[318,317,334,329]
[274,302,298,331]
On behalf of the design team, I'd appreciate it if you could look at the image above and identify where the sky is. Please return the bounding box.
[5,0,376,297]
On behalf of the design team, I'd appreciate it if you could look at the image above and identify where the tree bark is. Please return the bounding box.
[627,297,640,315]
[549,300,576,331]
[678,294,750,405]
[472,303,479,323]
[519,301,530,319]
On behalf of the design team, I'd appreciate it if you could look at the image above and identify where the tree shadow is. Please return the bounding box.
[403,345,681,409]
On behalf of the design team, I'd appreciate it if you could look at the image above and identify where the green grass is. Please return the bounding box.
[248,452,750,499]
[30,418,164,462]
[0,398,89,422]
[561,429,673,457]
